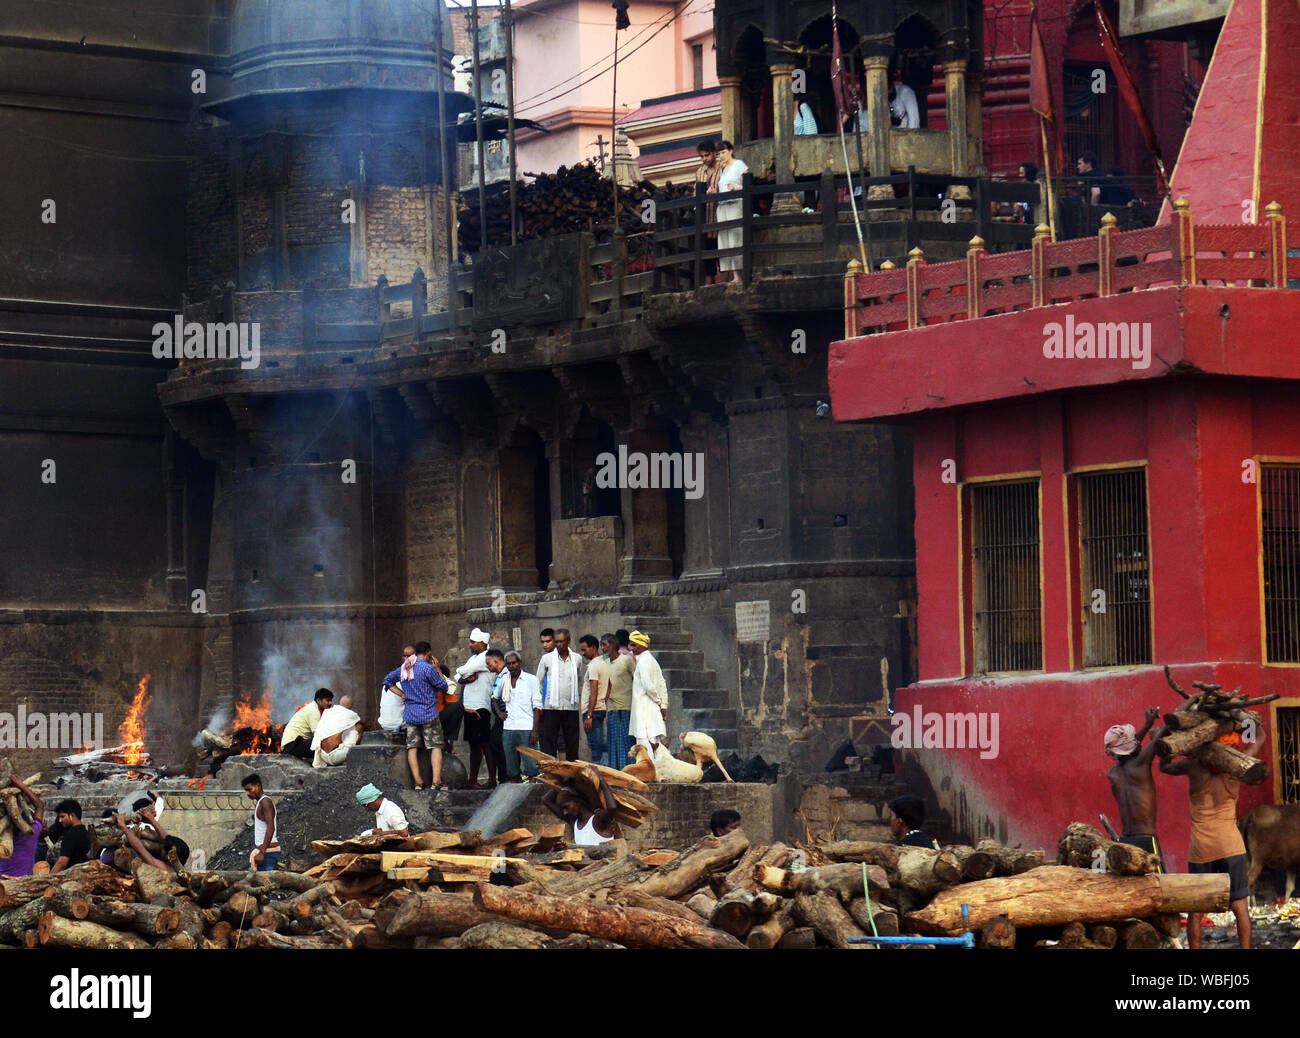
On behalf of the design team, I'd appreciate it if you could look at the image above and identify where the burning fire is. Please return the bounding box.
[233,690,279,754]
[118,674,151,765]
[187,776,208,790]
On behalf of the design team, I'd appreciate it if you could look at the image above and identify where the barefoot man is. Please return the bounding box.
[1104,706,1165,867]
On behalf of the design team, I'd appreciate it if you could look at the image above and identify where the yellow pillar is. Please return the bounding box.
[864,54,891,200]
[770,64,799,212]
[719,75,742,146]
[944,60,969,176]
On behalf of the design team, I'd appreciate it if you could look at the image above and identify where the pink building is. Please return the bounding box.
[511,0,715,176]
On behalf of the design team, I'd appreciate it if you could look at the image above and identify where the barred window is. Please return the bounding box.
[1078,468,1152,667]
[971,480,1042,672]
[1279,707,1300,805]
[1262,465,1300,662]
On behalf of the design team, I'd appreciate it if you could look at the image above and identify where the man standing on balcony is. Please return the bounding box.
[889,69,919,129]
[715,141,749,284]
[694,140,720,284]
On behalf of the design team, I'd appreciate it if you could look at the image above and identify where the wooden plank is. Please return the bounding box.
[517,747,650,792]
[482,828,535,848]
[413,831,481,851]
[381,850,526,872]
[387,868,483,883]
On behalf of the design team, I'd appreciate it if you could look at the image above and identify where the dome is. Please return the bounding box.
[226,0,455,102]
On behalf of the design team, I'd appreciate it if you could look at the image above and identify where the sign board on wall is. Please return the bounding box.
[735,600,771,643]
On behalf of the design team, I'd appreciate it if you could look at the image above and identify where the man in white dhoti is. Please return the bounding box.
[311,705,363,768]
[628,630,668,748]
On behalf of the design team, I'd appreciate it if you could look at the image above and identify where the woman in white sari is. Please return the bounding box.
[714,141,749,283]
[628,631,668,747]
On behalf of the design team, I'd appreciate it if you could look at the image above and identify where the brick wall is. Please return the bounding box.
[404,438,461,602]
[366,185,452,304]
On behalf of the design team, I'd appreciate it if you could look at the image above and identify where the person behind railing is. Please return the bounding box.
[1075,151,1103,205]
[1098,165,1138,208]
[715,140,749,284]
[794,94,819,136]
[694,140,721,284]
[1015,162,1038,224]
[890,69,920,129]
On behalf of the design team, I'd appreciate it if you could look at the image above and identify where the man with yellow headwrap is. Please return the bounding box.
[628,630,668,749]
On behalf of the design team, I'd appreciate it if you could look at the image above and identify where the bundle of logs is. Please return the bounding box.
[0,762,46,861]
[518,748,658,827]
[1158,666,1276,784]
[458,160,657,247]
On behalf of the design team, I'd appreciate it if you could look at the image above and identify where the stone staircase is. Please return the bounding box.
[622,614,735,754]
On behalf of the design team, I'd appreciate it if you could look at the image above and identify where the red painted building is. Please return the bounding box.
[828,0,1300,863]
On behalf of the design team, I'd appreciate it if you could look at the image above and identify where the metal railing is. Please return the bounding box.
[843,200,1297,339]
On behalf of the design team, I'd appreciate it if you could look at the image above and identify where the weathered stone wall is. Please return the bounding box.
[549,516,623,593]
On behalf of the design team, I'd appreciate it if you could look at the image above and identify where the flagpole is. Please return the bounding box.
[830,0,868,270]
[1039,119,1058,242]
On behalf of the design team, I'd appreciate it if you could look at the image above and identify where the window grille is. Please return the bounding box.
[1262,465,1300,662]
[971,480,1042,672]
[1278,707,1300,804]
[1078,468,1152,667]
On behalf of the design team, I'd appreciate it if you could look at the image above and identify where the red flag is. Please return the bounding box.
[1094,0,1169,194]
[830,3,859,120]
[1029,5,1066,170]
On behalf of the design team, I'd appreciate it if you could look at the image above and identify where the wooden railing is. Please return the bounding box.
[654,169,1040,293]
[843,200,1297,339]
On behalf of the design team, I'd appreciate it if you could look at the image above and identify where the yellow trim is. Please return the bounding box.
[1061,473,1073,668]
[963,470,1042,483]
[1256,458,1300,666]
[957,482,966,678]
[1038,478,1046,671]
[1144,464,1156,664]
[1270,697,1300,805]
[1252,0,1267,221]
[1067,460,1149,474]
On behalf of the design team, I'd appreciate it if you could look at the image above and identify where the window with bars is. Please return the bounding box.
[1262,465,1300,662]
[970,480,1042,673]
[1078,468,1152,667]
[1279,707,1300,804]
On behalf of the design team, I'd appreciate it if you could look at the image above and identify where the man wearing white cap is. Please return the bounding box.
[455,627,498,788]
[1104,706,1164,867]
[628,630,668,748]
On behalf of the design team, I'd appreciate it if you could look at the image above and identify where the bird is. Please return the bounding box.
[679,731,733,781]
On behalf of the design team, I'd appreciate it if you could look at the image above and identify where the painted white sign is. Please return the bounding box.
[735,600,771,643]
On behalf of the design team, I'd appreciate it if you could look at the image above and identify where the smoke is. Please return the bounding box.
[261,621,352,721]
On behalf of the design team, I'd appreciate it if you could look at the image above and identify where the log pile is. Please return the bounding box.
[458,160,657,247]
[0,762,46,862]
[1158,667,1275,784]
[517,748,658,828]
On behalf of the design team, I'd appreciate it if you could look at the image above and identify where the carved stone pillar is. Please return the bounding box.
[719,75,743,146]
[618,428,674,584]
[944,60,969,176]
[770,64,800,213]
[864,54,892,200]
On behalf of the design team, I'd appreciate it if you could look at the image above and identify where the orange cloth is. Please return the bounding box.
[1188,771,1246,862]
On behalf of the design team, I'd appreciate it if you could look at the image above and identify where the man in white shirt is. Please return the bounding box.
[455,626,498,788]
[356,783,408,836]
[535,628,585,761]
[890,75,920,129]
[794,96,819,135]
[494,651,540,781]
[578,634,610,764]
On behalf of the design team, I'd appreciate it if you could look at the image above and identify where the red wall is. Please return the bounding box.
[898,380,1300,853]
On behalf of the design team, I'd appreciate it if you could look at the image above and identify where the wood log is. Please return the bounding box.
[1154,717,1233,757]
[611,830,749,900]
[977,913,1016,949]
[905,866,1229,936]
[778,926,817,950]
[949,845,996,881]
[847,898,900,937]
[385,889,513,939]
[721,843,769,892]
[542,933,626,950]
[0,893,52,942]
[794,891,866,948]
[0,819,10,860]
[48,887,91,920]
[1086,923,1118,949]
[38,911,151,949]
[1058,821,1160,875]
[208,920,233,945]
[1194,741,1269,785]
[1052,921,1108,949]
[154,932,196,949]
[1115,918,1161,949]
[224,889,260,926]
[1106,841,1162,876]
[1150,913,1182,939]
[754,862,889,901]
[536,855,644,898]
[973,839,1046,875]
[459,921,551,949]
[4,794,33,836]
[414,830,482,852]
[77,898,179,936]
[686,890,717,920]
[129,858,183,902]
[746,906,796,949]
[613,888,714,924]
[251,910,282,932]
[474,883,745,950]
[0,859,132,909]
[237,927,343,950]
[709,889,761,938]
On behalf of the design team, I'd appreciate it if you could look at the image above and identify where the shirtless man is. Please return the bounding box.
[1104,706,1164,866]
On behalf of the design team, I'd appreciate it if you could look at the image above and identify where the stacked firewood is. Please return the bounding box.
[458,160,657,247]
[0,761,46,862]
[1158,666,1276,784]
[518,748,658,827]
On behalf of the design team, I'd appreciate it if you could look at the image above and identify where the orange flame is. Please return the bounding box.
[118,675,151,765]
[187,776,208,790]
[232,690,279,755]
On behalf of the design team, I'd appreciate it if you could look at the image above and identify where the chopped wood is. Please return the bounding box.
[1086,923,1118,949]
[754,862,889,901]
[794,891,865,948]
[977,913,1016,949]
[611,830,749,900]
[482,828,535,848]
[746,905,796,949]
[847,899,900,937]
[1116,918,1162,949]
[311,834,415,856]
[777,926,817,950]
[905,866,1229,936]
[686,890,717,920]
[460,921,552,948]
[475,883,746,950]
[385,889,514,940]
[611,888,712,923]
[1058,822,1160,876]
[39,911,151,949]
[413,830,483,852]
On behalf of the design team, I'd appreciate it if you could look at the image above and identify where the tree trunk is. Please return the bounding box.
[1154,717,1233,757]
[385,889,513,940]
[613,888,713,923]
[977,913,1016,949]
[1194,741,1269,785]
[475,883,745,949]
[1058,821,1159,875]
[793,891,865,948]
[611,829,748,900]
[905,866,1229,936]
[754,862,889,901]
[686,890,717,920]
[1116,918,1161,949]
[847,899,899,936]
[746,906,795,949]
[0,893,52,942]
[38,911,151,949]
[459,921,551,948]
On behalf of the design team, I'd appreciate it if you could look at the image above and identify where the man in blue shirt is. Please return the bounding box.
[383,640,449,790]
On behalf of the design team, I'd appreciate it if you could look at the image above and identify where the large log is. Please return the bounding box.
[0,860,133,910]
[977,914,1016,949]
[1155,717,1233,757]
[708,888,781,939]
[793,891,866,948]
[0,893,53,942]
[1058,822,1160,876]
[459,921,552,949]
[474,883,746,950]
[613,888,715,924]
[905,866,1229,936]
[1194,741,1269,785]
[745,905,796,949]
[753,862,889,901]
[611,830,749,900]
[385,889,514,940]
[38,911,151,949]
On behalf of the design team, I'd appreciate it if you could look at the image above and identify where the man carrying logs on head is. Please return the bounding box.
[1104,706,1166,868]
[542,764,619,848]
[1160,728,1260,950]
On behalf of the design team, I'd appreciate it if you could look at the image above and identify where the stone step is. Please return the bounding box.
[677,688,728,709]
[682,708,738,731]
[621,616,683,630]
[652,648,705,669]
[627,630,693,646]
[697,728,738,752]
[663,668,715,689]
